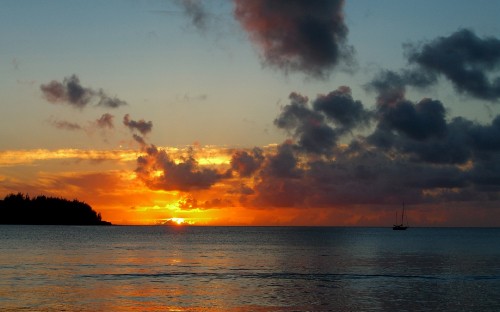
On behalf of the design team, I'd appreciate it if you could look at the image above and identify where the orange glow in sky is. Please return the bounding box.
[2,1,500,229]
[2,146,500,227]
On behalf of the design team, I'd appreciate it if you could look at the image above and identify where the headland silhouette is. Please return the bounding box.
[0,193,111,225]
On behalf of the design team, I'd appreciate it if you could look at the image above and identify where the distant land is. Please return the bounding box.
[0,193,111,225]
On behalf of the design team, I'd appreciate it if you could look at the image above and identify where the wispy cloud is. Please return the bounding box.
[178,0,208,31]
[95,113,114,129]
[0,149,138,167]
[49,119,83,131]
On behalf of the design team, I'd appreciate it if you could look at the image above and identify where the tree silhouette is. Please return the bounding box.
[0,193,111,225]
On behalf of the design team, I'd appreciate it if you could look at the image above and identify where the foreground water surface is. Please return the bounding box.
[1,226,499,311]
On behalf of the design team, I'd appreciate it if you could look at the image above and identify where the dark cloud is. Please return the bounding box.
[135,145,229,192]
[313,86,372,131]
[377,98,447,141]
[248,136,478,208]
[251,144,307,207]
[226,78,500,209]
[366,72,500,165]
[230,147,264,177]
[96,91,128,108]
[368,70,436,106]
[118,77,500,212]
[275,93,338,155]
[469,115,500,151]
[95,113,114,129]
[252,176,307,208]
[40,75,127,109]
[368,29,500,105]
[202,198,234,209]
[177,195,235,210]
[48,114,116,137]
[132,134,147,146]
[406,29,500,101]
[123,84,500,210]
[123,114,153,135]
[234,0,354,78]
[274,88,372,155]
[178,0,208,30]
[368,117,472,165]
[49,119,82,131]
[118,25,500,213]
[263,142,302,179]
[232,184,255,196]
[468,156,500,193]
[41,75,92,108]
[238,29,500,210]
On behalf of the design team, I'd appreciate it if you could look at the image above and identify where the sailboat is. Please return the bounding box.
[393,202,409,230]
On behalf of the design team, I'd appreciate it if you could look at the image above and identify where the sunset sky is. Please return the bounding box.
[2,0,500,226]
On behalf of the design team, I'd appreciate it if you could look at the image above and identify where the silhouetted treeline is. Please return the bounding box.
[0,193,111,225]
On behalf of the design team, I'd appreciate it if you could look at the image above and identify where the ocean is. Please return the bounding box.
[0,226,499,311]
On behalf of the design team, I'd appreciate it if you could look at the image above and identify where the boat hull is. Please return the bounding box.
[393,225,408,230]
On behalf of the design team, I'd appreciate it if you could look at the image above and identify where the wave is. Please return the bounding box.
[78,271,500,283]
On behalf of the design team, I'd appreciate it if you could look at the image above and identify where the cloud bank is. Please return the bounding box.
[29,13,500,225]
[130,28,500,214]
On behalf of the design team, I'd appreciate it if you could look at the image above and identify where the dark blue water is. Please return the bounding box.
[1,226,499,311]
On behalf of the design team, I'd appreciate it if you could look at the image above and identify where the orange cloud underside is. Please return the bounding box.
[0,147,244,225]
[2,148,500,226]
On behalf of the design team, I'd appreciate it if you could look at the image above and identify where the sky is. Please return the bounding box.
[1,0,500,226]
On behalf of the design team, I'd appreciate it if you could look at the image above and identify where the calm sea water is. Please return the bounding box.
[0,226,499,311]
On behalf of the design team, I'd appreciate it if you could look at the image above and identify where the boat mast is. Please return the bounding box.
[401,202,405,225]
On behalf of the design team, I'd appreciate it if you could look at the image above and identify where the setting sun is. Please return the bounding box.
[156,217,195,226]
[171,217,185,225]
[2,0,500,230]
[2,1,500,311]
